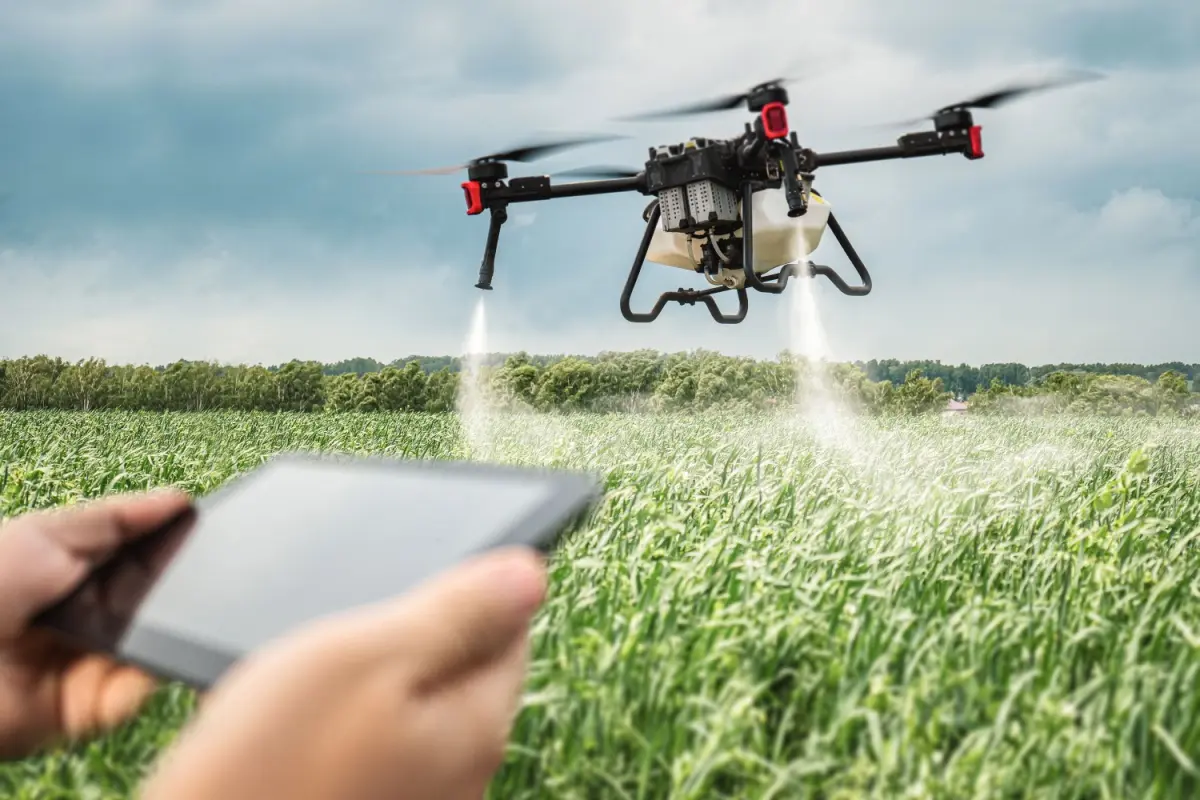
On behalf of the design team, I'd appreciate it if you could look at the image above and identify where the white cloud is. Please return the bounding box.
[1095,187,1199,241]
[809,185,1200,364]
[0,228,474,365]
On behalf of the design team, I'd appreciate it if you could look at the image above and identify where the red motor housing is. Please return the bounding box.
[760,102,789,139]
[461,181,483,215]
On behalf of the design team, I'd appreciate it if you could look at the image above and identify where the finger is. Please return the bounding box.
[372,547,547,691]
[58,654,159,738]
[32,488,192,560]
[0,519,85,639]
[455,620,532,735]
[428,626,533,782]
[0,489,191,639]
[95,665,158,730]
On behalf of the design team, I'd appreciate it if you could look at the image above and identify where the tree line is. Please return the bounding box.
[323,354,1200,397]
[0,352,1196,415]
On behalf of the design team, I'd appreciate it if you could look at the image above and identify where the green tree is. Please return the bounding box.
[0,351,1195,416]
[110,365,165,410]
[162,361,220,411]
[1154,370,1189,414]
[653,356,700,410]
[533,357,596,411]
[492,353,540,408]
[54,358,109,411]
[274,360,325,412]
[893,369,949,415]
[592,350,663,405]
[1157,369,1188,396]
[377,362,428,411]
[424,368,458,412]
[221,365,277,411]
[324,373,364,412]
[0,355,66,409]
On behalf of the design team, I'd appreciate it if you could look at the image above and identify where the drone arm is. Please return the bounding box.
[809,126,984,169]
[483,175,646,206]
[544,175,646,199]
[466,175,644,291]
[812,144,907,168]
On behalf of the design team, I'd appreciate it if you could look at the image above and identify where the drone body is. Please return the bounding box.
[376,71,1099,324]
[646,176,833,290]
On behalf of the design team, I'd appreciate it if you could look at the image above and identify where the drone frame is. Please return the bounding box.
[458,82,985,324]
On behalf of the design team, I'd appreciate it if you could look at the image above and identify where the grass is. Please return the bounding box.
[1,409,1199,798]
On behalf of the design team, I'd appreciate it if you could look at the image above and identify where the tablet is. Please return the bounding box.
[31,452,602,690]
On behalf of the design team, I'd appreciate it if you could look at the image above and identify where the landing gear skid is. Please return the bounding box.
[620,202,748,324]
[619,188,874,324]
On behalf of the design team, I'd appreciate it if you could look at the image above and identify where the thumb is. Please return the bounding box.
[380,547,547,691]
[0,489,191,640]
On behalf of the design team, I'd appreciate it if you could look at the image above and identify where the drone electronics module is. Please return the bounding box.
[375,72,1099,325]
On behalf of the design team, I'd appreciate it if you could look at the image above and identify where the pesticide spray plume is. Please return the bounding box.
[457,297,494,460]
[778,270,959,529]
[453,266,1085,519]
[788,270,871,464]
[456,296,572,465]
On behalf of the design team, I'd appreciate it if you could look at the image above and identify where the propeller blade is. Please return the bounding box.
[934,69,1104,113]
[553,165,642,179]
[483,134,623,163]
[362,134,623,177]
[617,92,759,121]
[616,77,793,121]
[358,165,466,176]
[871,70,1104,129]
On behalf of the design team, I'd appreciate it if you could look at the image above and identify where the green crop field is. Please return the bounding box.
[2,409,1200,798]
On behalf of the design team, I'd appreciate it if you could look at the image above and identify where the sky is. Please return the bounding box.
[1,0,1197,367]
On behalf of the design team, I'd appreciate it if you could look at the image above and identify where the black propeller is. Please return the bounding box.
[363,134,623,176]
[615,77,796,121]
[892,69,1104,127]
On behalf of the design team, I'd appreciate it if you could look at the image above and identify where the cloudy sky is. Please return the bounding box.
[1,0,1197,367]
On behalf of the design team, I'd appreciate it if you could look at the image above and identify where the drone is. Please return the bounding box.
[374,71,1099,324]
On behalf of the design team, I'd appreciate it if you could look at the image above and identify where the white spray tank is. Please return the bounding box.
[645,184,831,289]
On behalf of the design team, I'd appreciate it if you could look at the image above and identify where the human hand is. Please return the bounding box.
[0,489,193,760]
[140,546,548,800]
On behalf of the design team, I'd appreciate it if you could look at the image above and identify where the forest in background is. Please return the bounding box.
[0,351,1196,416]
[320,355,1199,394]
